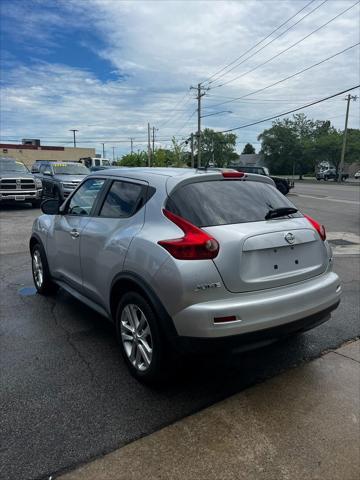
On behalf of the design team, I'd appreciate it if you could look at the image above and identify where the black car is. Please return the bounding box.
[229,165,294,195]
[32,161,90,201]
[316,168,349,181]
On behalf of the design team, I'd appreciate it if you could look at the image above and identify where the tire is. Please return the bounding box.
[31,199,42,208]
[31,243,57,295]
[277,182,288,196]
[116,291,167,384]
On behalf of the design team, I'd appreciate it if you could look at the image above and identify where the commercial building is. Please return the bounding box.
[0,139,95,167]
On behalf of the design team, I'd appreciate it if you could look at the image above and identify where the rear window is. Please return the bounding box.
[166,180,300,227]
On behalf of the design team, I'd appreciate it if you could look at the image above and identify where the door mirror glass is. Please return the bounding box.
[43,169,52,176]
[41,199,60,215]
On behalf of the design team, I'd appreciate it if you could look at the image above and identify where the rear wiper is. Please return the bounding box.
[265,207,298,220]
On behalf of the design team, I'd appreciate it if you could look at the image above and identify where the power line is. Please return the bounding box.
[202,0,317,85]
[156,92,193,129]
[210,1,359,89]
[205,43,360,109]
[217,85,360,133]
[208,0,328,88]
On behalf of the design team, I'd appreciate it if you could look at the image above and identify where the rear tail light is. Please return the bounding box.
[304,214,326,241]
[158,209,219,260]
[222,171,245,178]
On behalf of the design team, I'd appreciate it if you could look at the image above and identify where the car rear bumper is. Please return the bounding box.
[174,301,340,353]
[171,271,341,339]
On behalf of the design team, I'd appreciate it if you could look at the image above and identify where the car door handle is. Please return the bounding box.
[70,229,80,239]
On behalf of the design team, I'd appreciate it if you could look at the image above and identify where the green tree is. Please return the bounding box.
[242,143,256,154]
[119,151,147,167]
[200,128,238,167]
[258,114,346,176]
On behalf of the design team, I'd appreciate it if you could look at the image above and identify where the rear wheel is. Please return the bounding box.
[116,292,166,383]
[31,243,57,294]
[277,182,288,196]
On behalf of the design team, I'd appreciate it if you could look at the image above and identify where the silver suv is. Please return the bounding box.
[30,168,341,382]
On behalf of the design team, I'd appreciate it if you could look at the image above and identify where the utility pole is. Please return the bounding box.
[130,138,134,154]
[101,143,105,158]
[147,122,151,167]
[69,129,78,148]
[112,146,115,164]
[338,94,357,181]
[190,133,194,168]
[190,83,209,168]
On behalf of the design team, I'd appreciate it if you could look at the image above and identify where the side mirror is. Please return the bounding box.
[41,199,60,215]
[43,169,52,176]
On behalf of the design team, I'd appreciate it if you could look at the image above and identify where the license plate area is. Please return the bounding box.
[240,242,326,286]
[15,195,26,201]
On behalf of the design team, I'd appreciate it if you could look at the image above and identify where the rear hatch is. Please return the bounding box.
[166,176,328,293]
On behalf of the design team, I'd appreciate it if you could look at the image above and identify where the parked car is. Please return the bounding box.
[0,157,43,207]
[32,161,90,202]
[354,170,360,179]
[316,168,349,181]
[229,165,294,195]
[30,168,341,383]
[79,156,111,168]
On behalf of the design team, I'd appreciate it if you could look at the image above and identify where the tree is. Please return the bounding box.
[119,151,147,167]
[200,128,238,167]
[257,114,354,176]
[242,143,255,154]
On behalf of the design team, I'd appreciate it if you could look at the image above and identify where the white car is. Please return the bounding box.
[354,170,360,179]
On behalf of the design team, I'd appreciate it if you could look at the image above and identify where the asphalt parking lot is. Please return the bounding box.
[1,181,359,480]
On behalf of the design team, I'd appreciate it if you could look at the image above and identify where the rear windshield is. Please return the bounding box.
[166,180,300,227]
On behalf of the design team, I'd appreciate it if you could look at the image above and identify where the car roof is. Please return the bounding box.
[89,167,275,190]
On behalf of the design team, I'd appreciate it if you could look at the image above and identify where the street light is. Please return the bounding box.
[69,129,79,148]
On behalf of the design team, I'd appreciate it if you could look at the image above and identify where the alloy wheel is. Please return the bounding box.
[32,249,44,289]
[120,304,153,372]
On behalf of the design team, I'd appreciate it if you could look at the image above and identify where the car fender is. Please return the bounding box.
[109,271,178,341]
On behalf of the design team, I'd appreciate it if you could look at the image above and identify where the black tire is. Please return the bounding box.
[277,182,288,196]
[31,199,42,208]
[31,243,57,295]
[115,291,167,384]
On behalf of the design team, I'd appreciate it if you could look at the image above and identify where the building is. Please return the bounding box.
[0,139,96,167]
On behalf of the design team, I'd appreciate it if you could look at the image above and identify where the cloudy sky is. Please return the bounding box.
[1,0,359,157]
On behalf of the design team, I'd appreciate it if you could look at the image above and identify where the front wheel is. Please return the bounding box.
[116,292,166,383]
[31,243,57,295]
[31,199,42,208]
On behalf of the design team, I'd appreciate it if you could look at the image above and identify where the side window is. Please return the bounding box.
[67,178,105,216]
[100,181,143,218]
[39,163,49,174]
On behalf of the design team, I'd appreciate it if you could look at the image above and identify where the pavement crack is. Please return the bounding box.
[332,350,360,364]
[46,298,95,382]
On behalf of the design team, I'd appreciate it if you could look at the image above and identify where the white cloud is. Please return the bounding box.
[1,0,359,156]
